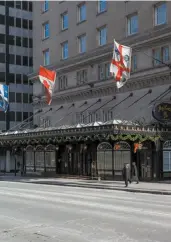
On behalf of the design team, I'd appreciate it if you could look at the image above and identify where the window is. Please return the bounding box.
[23,93,28,103]
[78,34,86,53]
[43,22,49,39]
[23,56,28,66]
[16,112,22,122]
[0,111,5,121]
[8,35,15,45]
[16,93,22,103]
[23,75,28,85]
[108,110,113,120]
[105,63,111,79]
[59,75,67,90]
[61,12,68,30]
[155,3,166,26]
[7,1,14,8]
[88,112,93,123]
[22,19,28,29]
[127,14,138,35]
[131,55,137,72]
[9,92,15,102]
[0,14,5,25]
[16,18,21,28]
[98,62,111,80]
[29,38,33,48]
[23,37,28,48]
[43,0,49,12]
[43,49,50,66]
[29,1,32,12]
[16,1,21,9]
[23,112,28,121]
[0,53,5,63]
[162,46,169,62]
[98,0,106,13]
[29,94,33,103]
[16,74,22,84]
[76,69,87,85]
[8,73,15,83]
[78,3,86,22]
[153,46,169,66]
[16,55,21,65]
[16,36,21,46]
[8,16,14,27]
[61,41,68,59]
[29,57,33,67]
[163,151,171,171]
[9,111,15,122]
[22,1,28,11]
[103,110,108,122]
[29,20,32,30]
[0,34,5,44]
[98,26,107,46]
[9,54,15,64]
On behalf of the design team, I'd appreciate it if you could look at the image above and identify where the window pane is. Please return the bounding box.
[43,50,50,66]
[162,47,169,62]
[43,0,49,11]
[128,15,138,35]
[153,49,161,65]
[43,23,49,38]
[16,112,22,122]
[99,27,106,46]
[155,3,166,25]
[62,42,68,59]
[9,92,15,102]
[98,0,106,13]
[62,13,68,30]
[79,35,86,53]
[79,4,86,22]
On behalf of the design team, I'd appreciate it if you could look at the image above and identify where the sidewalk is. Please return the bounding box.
[0,175,171,195]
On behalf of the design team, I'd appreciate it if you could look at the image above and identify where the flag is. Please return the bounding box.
[110,39,132,88]
[0,84,9,112]
[39,66,56,105]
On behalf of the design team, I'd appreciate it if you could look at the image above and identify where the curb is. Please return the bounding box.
[22,181,171,196]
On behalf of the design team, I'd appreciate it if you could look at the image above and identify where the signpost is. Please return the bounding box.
[152,102,171,124]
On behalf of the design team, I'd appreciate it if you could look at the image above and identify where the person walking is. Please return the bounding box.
[131,162,139,184]
[122,163,131,187]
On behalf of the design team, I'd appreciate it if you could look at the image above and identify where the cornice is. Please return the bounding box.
[33,68,171,109]
[29,26,171,80]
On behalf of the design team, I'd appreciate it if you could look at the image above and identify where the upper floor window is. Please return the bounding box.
[43,49,50,66]
[155,3,166,26]
[78,34,86,53]
[61,12,68,30]
[43,0,49,12]
[127,14,138,35]
[78,3,86,22]
[152,46,169,66]
[98,62,111,80]
[43,22,49,39]
[76,69,88,85]
[131,55,137,72]
[61,41,68,60]
[98,26,107,46]
[59,75,68,90]
[98,0,107,13]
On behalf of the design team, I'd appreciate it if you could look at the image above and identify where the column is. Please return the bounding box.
[6,150,11,172]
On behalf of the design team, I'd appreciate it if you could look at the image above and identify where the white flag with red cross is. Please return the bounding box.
[39,66,56,105]
[110,39,132,89]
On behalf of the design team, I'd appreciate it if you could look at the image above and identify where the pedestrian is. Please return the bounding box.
[131,162,139,184]
[122,163,131,187]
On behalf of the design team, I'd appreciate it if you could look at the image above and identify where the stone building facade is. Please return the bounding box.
[4,1,171,179]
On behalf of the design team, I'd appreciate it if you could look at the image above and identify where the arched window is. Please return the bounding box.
[163,141,171,172]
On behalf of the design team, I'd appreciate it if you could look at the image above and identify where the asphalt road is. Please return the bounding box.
[0,182,170,242]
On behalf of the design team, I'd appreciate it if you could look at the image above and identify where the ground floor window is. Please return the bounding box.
[163,141,171,172]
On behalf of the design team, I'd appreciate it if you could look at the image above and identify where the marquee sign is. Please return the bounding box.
[152,102,171,123]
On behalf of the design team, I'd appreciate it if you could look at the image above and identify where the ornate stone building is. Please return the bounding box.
[2,1,171,180]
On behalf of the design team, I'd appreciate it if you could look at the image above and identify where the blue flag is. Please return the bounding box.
[0,84,9,112]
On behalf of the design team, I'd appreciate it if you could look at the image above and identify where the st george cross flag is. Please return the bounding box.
[110,39,132,89]
[39,66,56,105]
[0,84,9,112]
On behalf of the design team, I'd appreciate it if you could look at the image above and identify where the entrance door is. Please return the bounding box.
[113,141,131,179]
[97,142,113,179]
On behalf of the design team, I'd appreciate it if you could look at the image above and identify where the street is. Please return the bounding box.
[0,182,170,241]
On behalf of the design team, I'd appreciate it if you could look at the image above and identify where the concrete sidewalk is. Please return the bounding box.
[0,175,171,195]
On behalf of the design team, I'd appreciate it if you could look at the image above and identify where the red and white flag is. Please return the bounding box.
[110,40,132,89]
[39,66,56,105]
